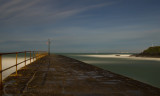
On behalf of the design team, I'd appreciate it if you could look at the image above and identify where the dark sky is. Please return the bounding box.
[0,0,160,53]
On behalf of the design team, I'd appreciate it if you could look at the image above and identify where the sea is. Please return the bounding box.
[60,53,160,88]
[1,53,34,80]
[1,53,160,88]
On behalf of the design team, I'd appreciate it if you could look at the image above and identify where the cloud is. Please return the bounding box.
[0,0,114,25]
[0,0,22,11]
[0,0,39,18]
[51,2,113,18]
[0,0,160,53]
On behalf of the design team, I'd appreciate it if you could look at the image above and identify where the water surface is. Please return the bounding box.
[60,53,160,88]
[1,53,34,79]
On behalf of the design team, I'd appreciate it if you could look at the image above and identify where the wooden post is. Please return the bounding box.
[37,52,39,59]
[16,53,18,76]
[25,51,26,67]
[35,52,37,60]
[33,51,34,61]
[30,51,31,64]
[48,39,50,56]
[0,55,3,90]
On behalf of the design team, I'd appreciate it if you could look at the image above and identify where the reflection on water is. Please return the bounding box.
[60,53,160,88]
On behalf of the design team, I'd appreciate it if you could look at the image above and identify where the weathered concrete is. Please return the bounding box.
[1,55,160,96]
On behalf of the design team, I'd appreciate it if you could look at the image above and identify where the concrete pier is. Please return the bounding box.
[1,55,160,96]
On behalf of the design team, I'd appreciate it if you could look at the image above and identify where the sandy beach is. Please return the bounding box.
[78,54,160,61]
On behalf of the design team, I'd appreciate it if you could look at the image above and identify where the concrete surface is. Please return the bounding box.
[1,55,160,96]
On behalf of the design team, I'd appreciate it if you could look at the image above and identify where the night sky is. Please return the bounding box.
[0,0,160,53]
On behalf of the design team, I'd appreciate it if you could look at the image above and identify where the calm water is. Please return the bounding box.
[60,53,160,88]
[2,53,160,88]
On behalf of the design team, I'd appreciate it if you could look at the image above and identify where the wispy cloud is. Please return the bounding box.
[0,1,37,17]
[0,0,22,11]
[0,0,114,25]
[1,0,160,52]
[51,3,113,18]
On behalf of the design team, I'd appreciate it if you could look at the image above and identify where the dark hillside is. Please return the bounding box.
[138,46,160,57]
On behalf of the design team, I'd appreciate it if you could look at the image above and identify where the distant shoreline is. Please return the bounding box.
[132,54,160,58]
[72,54,160,61]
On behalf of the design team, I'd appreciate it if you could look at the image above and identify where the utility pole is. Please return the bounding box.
[48,39,50,56]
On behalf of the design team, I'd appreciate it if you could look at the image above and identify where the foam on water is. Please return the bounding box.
[2,57,33,80]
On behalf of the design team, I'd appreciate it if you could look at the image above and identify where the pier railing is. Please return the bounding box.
[0,51,48,89]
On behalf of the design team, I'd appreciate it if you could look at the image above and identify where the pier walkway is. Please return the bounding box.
[1,55,160,96]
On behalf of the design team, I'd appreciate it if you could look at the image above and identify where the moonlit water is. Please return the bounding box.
[2,54,33,80]
[60,53,160,88]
